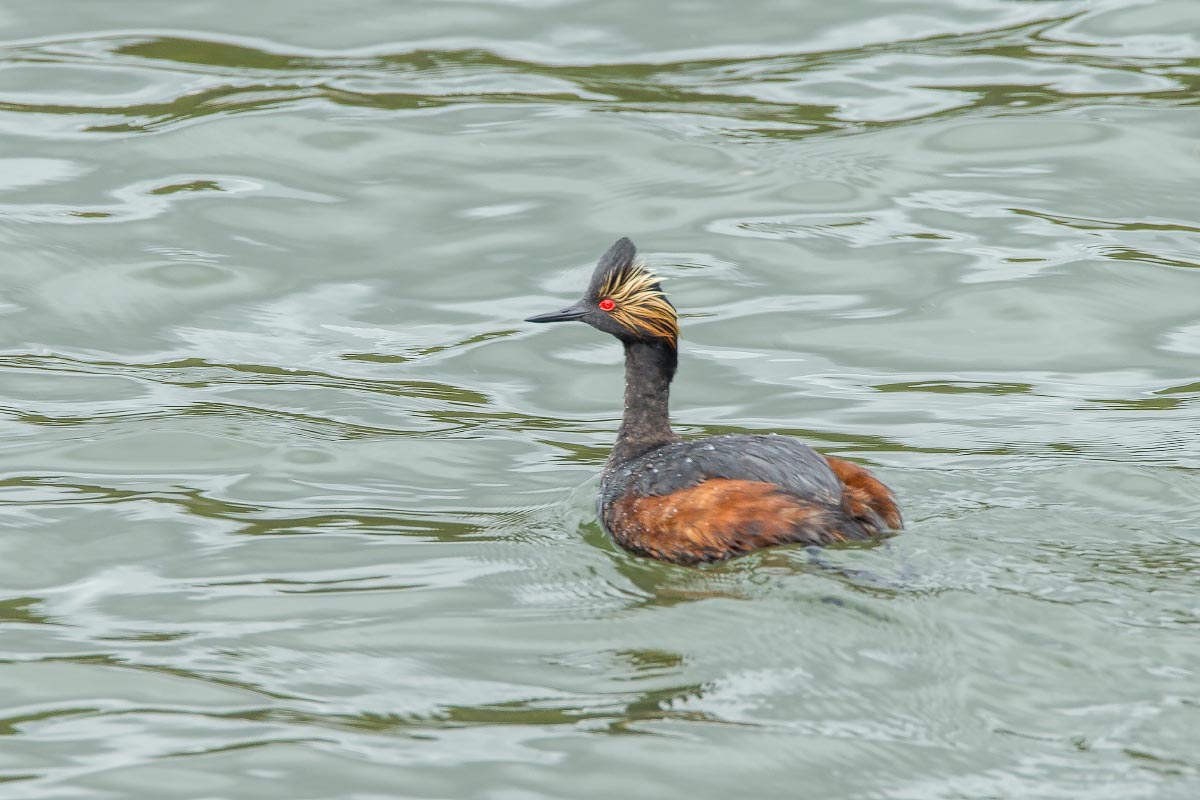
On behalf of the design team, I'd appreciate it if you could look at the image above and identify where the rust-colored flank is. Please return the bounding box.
[824,457,904,532]
[609,479,849,565]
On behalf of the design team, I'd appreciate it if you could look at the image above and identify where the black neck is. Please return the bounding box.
[610,340,679,466]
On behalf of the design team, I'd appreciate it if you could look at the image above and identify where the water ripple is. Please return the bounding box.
[0,11,1193,139]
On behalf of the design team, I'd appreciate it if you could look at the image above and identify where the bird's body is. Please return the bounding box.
[527,238,901,565]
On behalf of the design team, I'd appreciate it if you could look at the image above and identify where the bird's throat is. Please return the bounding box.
[611,340,679,466]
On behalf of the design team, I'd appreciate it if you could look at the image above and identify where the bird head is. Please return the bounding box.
[526,237,678,348]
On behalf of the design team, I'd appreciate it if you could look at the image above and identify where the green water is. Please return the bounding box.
[1,1,1198,797]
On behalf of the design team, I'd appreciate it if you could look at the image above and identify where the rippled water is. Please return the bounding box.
[1,0,1198,797]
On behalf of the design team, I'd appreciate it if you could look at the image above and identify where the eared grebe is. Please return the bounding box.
[527,237,902,565]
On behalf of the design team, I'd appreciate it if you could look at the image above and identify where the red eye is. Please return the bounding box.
[598,298,615,311]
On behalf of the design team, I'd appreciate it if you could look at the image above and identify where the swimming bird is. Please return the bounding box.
[527,237,902,565]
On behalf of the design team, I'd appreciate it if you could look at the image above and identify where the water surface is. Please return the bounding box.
[1,0,1198,797]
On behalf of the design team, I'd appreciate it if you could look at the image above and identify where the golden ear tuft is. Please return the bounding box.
[598,259,678,346]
